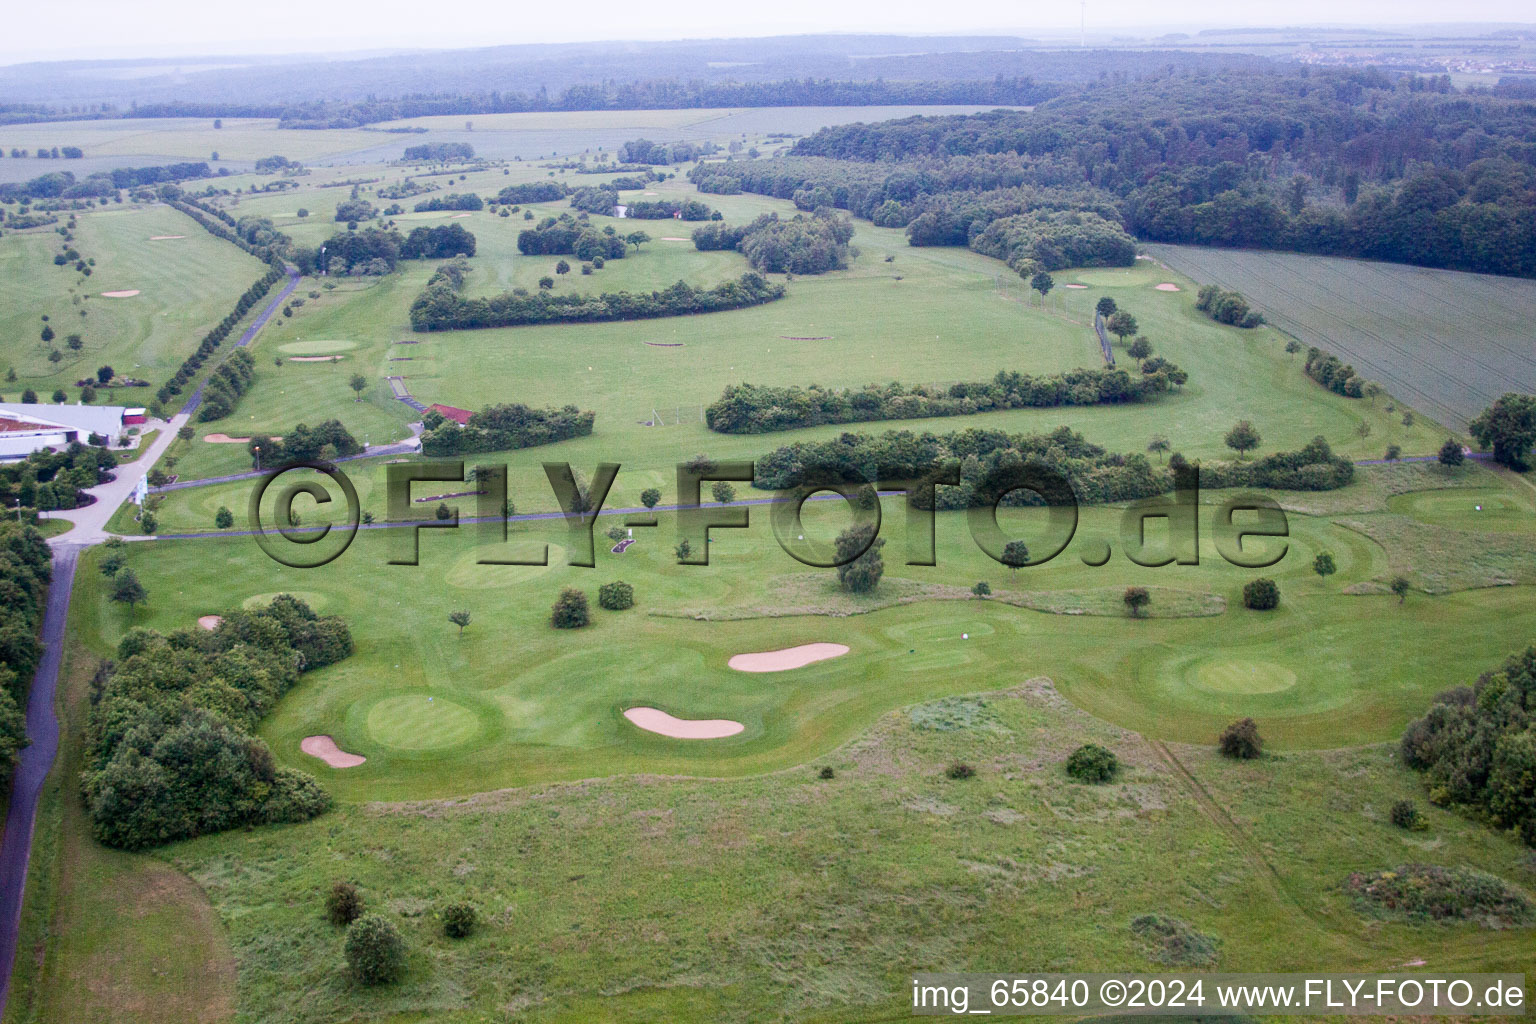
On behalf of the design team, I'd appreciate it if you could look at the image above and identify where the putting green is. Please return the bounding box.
[1386,488,1534,534]
[445,543,567,589]
[278,338,358,355]
[365,693,485,751]
[1072,264,1160,287]
[1191,657,1298,695]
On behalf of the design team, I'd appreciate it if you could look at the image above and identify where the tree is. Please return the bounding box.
[178,425,194,441]
[97,365,114,385]
[348,374,368,401]
[1390,575,1412,604]
[1123,586,1151,617]
[1469,393,1536,470]
[138,512,157,535]
[1242,577,1279,610]
[214,506,234,530]
[65,333,83,351]
[1224,420,1260,459]
[1028,270,1054,306]
[1384,444,1402,462]
[972,581,991,597]
[99,551,125,577]
[1001,539,1029,579]
[51,389,66,404]
[21,389,37,403]
[442,902,477,939]
[1105,310,1138,342]
[326,881,364,926]
[40,325,54,343]
[1313,552,1336,581]
[640,487,661,510]
[109,569,147,609]
[1066,744,1119,783]
[1095,296,1117,318]
[674,538,691,562]
[710,481,735,504]
[1355,421,1372,442]
[1284,339,1302,358]
[626,231,650,250]
[449,610,471,635]
[1437,437,1465,468]
[555,259,571,276]
[538,276,554,290]
[1127,336,1152,364]
[435,502,452,521]
[550,588,589,629]
[344,915,406,986]
[1147,436,1170,461]
[598,581,634,610]
[835,523,885,593]
[1218,718,1263,759]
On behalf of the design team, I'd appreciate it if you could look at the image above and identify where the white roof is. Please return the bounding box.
[0,403,128,437]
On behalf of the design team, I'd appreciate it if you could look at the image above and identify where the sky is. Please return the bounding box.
[4,0,1533,64]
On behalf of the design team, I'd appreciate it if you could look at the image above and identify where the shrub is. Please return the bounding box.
[1390,799,1427,831]
[214,506,234,529]
[550,588,589,629]
[1438,437,1465,467]
[1345,864,1532,925]
[344,915,406,985]
[972,581,991,597]
[945,762,976,780]
[598,580,634,611]
[1242,577,1280,610]
[441,901,478,939]
[1122,586,1150,617]
[1066,744,1119,783]
[835,522,885,593]
[1219,718,1263,760]
[326,881,364,926]
[818,766,835,780]
[1130,914,1220,965]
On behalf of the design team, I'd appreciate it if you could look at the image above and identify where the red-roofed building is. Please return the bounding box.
[429,404,474,426]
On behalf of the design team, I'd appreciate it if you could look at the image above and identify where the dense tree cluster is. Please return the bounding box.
[0,442,117,512]
[0,523,51,789]
[402,142,475,162]
[246,420,363,468]
[1194,285,1263,327]
[706,362,1185,434]
[516,214,630,259]
[412,192,482,212]
[617,138,716,164]
[156,266,284,410]
[420,402,596,456]
[624,197,715,220]
[1469,393,1536,471]
[196,348,258,422]
[1303,347,1365,398]
[0,162,213,202]
[310,228,401,275]
[253,155,299,173]
[1401,646,1536,846]
[400,223,476,260]
[968,209,1135,275]
[494,182,568,204]
[691,210,853,274]
[333,198,375,223]
[569,186,619,215]
[411,254,782,330]
[80,595,352,849]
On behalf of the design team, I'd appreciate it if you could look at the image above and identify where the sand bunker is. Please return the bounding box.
[148,235,186,240]
[101,290,140,298]
[728,642,849,673]
[623,707,744,739]
[197,615,223,630]
[1155,283,1181,292]
[1062,283,1088,289]
[289,355,345,362]
[450,213,472,218]
[301,735,367,767]
[660,236,689,242]
[204,433,281,443]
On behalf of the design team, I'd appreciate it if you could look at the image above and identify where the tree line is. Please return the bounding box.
[0,162,214,202]
[81,595,352,849]
[0,523,49,792]
[246,420,364,468]
[413,193,482,212]
[1194,285,1263,328]
[402,142,476,162]
[420,402,596,456]
[691,210,854,275]
[517,214,631,260]
[155,266,282,413]
[705,362,1187,434]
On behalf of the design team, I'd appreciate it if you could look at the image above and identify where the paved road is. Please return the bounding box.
[152,433,422,494]
[179,267,300,419]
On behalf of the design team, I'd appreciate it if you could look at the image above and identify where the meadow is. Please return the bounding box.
[1148,244,1536,430]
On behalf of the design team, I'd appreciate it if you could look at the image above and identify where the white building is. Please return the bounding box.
[0,403,141,460]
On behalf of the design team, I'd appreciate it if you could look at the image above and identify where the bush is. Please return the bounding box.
[1390,799,1427,831]
[1242,577,1280,610]
[441,901,478,939]
[972,581,991,597]
[1129,914,1220,966]
[344,915,406,985]
[1066,743,1119,783]
[1345,864,1532,925]
[818,766,835,780]
[1219,718,1263,760]
[597,581,634,611]
[550,588,589,629]
[945,762,976,780]
[835,523,885,593]
[1123,586,1150,617]
[326,881,364,926]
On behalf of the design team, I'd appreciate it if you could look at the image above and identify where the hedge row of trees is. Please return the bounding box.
[0,523,51,790]
[420,402,596,456]
[1303,347,1366,397]
[691,210,854,274]
[1401,645,1536,846]
[495,182,568,204]
[753,427,1354,506]
[155,265,283,410]
[413,192,482,212]
[0,162,213,202]
[409,260,784,331]
[705,363,1187,434]
[617,138,715,165]
[246,420,363,468]
[516,214,630,260]
[0,442,117,512]
[81,595,353,849]
[402,142,475,162]
[197,348,258,422]
[1194,285,1263,328]
[625,197,715,220]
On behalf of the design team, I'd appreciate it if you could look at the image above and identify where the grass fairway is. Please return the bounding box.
[0,203,267,391]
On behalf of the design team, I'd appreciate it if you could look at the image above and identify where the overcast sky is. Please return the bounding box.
[5,0,1533,64]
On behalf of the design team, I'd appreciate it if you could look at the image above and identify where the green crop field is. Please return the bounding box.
[1149,244,1536,430]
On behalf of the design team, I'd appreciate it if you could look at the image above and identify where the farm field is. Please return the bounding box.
[0,203,268,394]
[1148,244,1536,430]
